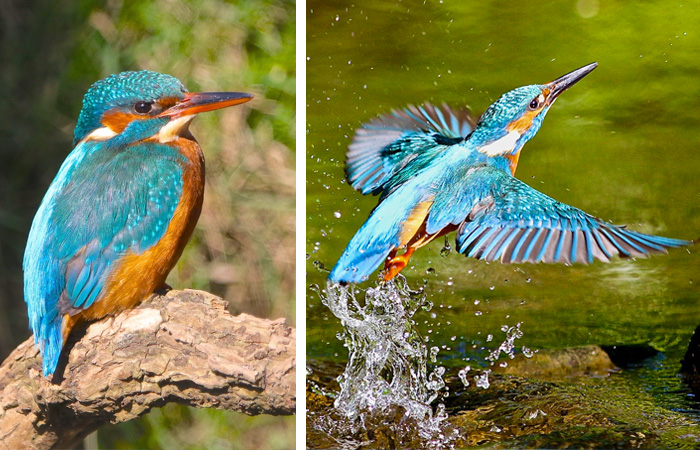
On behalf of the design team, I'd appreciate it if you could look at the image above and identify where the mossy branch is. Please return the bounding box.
[0,289,296,450]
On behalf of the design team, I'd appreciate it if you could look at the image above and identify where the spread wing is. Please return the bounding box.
[346,103,475,195]
[425,166,690,264]
[23,140,183,374]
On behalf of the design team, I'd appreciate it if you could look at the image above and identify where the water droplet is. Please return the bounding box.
[430,346,439,363]
[458,366,471,386]
[475,370,491,389]
[440,237,451,257]
[333,211,342,218]
[317,278,455,446]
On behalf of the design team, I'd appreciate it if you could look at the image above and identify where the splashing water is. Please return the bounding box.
[456,322,528,390]
[487,322,525,363]
[315,277,457,448]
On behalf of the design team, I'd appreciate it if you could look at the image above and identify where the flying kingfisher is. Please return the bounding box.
[23,71,252,376]
[329,62,691,284]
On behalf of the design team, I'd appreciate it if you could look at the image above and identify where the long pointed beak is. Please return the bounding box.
[547,62,597,101]
[162,91,253,118]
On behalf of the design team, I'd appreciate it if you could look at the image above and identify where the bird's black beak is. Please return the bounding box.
[162,91,254,118]
[547,62,597,102]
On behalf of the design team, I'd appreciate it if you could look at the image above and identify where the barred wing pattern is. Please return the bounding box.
[451,167,690,265]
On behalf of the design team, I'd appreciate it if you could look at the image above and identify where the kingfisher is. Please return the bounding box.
[23,71,253,376]
[329,62,691,284]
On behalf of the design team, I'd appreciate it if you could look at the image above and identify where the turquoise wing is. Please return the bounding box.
[23,140,184,375]
[428,166,690,264]
[346,103,475,195]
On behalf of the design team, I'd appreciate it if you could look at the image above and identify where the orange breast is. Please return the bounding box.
[61,137,205,338]
[398,200,458,250]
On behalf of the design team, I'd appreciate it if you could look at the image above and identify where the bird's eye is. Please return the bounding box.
[134,102,152,114]
[528,98,540,110]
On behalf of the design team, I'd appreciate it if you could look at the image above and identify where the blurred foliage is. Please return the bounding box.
[0,0,295,448]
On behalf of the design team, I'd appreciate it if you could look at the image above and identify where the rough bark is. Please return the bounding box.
[0,289,296,450]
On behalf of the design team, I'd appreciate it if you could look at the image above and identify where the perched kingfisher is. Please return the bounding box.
[23,71,252,376]
[329,62,691,284]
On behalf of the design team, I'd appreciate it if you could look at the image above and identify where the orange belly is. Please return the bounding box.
[383,200,457,281]
[61,137,204,340]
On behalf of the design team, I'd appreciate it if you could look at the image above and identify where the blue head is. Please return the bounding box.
[468,62,597,173]
[73,70,253,147]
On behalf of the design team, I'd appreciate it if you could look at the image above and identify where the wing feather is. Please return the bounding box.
[23,140,185,374]
[445,166,689,265]
[346,103,475,194]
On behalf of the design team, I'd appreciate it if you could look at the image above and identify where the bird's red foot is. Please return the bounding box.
[383,247,416,281]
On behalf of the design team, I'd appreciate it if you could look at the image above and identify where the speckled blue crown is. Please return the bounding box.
[73,71,187,145]
[476,85,544,132]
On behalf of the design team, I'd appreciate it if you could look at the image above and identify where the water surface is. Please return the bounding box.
[307,0,700,432]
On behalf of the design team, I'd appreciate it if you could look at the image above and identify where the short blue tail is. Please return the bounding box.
[35,315,64,376]
[329,185,426,284]
[328,239,392,284]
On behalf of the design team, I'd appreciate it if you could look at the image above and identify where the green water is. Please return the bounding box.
[307,0,700,426]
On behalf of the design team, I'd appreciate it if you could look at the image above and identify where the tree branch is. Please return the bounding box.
[0,289,296,450]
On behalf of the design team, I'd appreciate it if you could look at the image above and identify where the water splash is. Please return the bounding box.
[315,277,457,448]
[487,322,525,363]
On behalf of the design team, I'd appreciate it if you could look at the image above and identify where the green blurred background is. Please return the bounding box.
[0,0,295,448]
[307,0,700,423]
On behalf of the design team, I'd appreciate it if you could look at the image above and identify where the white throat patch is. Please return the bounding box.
[156,114,195,143]
[478,130,521,157]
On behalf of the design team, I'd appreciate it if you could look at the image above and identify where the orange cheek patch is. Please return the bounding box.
[101,111,143,133]
[506,109,539,134]
[158,97,180,109]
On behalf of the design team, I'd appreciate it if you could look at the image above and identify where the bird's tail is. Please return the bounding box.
[328,222,395,284]
[25,285,64,376]
[329,188,427,284]
[328,234,392,284]
[33,314,64,377]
